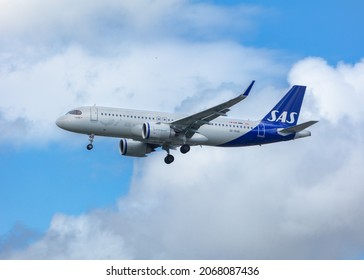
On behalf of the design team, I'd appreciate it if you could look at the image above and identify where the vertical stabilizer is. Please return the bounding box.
[262,85,306,127]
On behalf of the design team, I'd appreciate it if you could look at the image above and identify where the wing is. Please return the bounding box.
[171,80,255,138]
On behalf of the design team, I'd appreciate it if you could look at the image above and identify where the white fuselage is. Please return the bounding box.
[55,82,316,163]
[56,106,259,147]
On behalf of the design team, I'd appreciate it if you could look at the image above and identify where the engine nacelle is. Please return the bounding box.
[142,122,175,140]
[119,139,152,157]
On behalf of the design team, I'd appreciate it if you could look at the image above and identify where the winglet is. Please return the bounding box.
[242,80,255,97]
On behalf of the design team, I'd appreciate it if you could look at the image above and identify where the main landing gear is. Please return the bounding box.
[180,144,190,154]
[164,154,174,164]
[86,134,94,150]
[164,144,191,164]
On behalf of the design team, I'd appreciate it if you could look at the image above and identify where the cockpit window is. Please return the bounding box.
[67,110,82,115]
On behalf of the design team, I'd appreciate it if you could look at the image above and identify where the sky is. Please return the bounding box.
[0,0,364,259]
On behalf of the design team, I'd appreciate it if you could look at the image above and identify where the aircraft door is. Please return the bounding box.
[90,106,98,121]
[258,122,265,137]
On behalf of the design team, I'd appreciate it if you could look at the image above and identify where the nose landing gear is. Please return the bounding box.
[86,134,94,150]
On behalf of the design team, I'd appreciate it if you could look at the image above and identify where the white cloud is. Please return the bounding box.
[2,0,364,260]
[6,118,364,259]
[289,57,364,123]
[5,213,130,259]
[5,103,364,259]
[0,0,277,145]
[0,42,285,145]
[0,0,263,54]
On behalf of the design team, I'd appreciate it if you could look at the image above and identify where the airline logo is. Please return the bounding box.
[267,110,297,124]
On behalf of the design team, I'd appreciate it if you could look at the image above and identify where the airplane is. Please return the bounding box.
[56,81,318,164]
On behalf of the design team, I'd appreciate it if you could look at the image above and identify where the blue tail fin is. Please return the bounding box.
[262,85,306,127]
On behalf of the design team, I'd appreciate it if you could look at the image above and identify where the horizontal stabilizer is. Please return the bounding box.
[278,120,318,135]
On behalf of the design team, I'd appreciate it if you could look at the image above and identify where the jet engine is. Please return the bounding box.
[119,139,153,157]
[142,122,175,140]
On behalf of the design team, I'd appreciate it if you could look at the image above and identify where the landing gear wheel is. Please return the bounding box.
[180,144,190,154]
[87,134,95,150]
[164,154,174,164]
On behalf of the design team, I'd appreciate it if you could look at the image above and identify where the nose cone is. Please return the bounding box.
[56,116,67,129]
